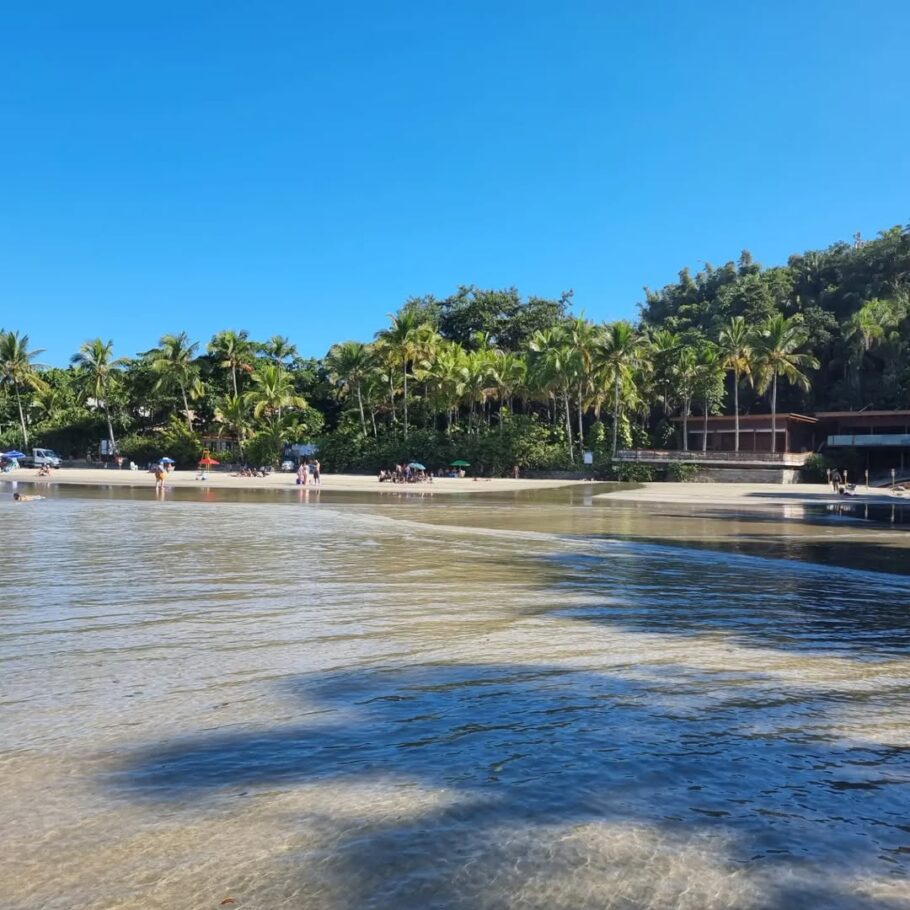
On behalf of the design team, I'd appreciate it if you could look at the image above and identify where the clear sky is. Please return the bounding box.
[2,1,908,365]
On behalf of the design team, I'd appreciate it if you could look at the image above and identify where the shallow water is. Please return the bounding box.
[1,485,909,909]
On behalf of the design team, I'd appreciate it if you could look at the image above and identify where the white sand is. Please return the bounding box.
[7,467,584,495]
[598,481,905,507]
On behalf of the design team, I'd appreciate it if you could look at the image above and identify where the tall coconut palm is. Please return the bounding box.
[208,330,254,398]
[647,329,680,417]
[71,339,125,455]
[843,298,904,397]
[245,362,307,428]
[30,386,66,424]
[597,321,645,457]
[419,341,467,432]
[325,340,373,437]
[567,316,600,447]
[694,342,725,454]
[528,326,576,461]
[376,311,426,438]
[214,394,249,462]
[265,335,298,371]
[752,315,819,453]
[489,351,527,431]
[672,346,699,452]
[146,332,200,429]
[717,316,753,452]
[461,349,496,432]
[0,330,45,446]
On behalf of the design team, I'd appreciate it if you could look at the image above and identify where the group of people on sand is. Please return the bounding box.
[296,459,321,486]
[232,465,270,478]
[378,464,436,484]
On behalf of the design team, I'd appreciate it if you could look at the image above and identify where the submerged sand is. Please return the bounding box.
[597,480,905,507]
[6,467,583,495]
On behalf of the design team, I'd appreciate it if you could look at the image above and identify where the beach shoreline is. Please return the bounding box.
[1,467,586,496]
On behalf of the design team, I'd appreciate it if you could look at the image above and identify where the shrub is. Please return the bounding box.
[118,433,161,467]
[613,462,655,482]
[665,462,697,482]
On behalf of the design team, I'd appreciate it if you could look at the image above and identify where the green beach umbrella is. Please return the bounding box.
[450,460,470,467]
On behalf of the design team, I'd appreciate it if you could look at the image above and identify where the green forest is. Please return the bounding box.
[2,225,909,476]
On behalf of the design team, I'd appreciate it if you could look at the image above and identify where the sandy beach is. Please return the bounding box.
[597,480,906,507]
[4,467,585,495]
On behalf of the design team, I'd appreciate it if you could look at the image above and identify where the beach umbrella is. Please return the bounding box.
[408,462,426,470]
[159,457,175,464]
[3,450,26,460]
[450,460,470,467]
[198,455,220,466]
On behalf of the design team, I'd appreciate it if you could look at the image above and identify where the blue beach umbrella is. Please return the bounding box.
[159,457,175,464]
[3,450,26,460]
[408,462,426,470]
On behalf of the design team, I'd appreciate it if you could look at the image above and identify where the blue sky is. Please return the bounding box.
[2,1,908,365]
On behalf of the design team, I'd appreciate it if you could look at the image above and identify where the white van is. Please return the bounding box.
[26,448,63,468]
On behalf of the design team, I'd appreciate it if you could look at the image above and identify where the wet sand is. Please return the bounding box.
[11,467,583,495]
[598,481,906,507]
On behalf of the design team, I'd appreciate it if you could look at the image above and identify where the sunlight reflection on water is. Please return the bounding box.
[1,488,909,909]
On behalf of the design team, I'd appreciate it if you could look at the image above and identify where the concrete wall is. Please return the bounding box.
[690,466,801,484]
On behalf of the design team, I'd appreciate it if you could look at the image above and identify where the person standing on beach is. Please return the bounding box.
[313,459,321,486]
[154,462,166,494]
[297,461,307,486]
[831,468,842,492]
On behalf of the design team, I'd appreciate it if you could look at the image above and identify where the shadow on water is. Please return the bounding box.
[540,540,910,657]
[113,661,910,909]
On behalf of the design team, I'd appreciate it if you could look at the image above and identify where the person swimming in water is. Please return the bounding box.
[13,493,45,502]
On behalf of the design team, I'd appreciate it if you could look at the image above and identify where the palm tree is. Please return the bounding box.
[694,342,725,453]
[0,331,44,446]
[372,340,400,427]
[528,326,576,461]
[419,341,467,432]
[646,328,679,417]
[672,346,699,452]
[71,339,124,456]
[31,386,66,424]
[326,341,373,437]
[752,315,819,453]
[843,298,905,397]
[567,316,600,447]
[717,316,753,452]
[489,351,527,431]
[462,349,496,432]
[265,335,298,372]
[146,332,200,429]
[245,362,307,428]
[376,311,426,438]
[208,330,254,398]
[597,321,645,457]
[214,394,249,462]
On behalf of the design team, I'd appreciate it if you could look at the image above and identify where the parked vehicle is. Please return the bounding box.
[21,448,63,468]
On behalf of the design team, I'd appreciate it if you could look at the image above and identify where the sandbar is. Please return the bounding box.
[597,481,905,508]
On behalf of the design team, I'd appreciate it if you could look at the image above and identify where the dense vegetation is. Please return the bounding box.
[1,225,908,474]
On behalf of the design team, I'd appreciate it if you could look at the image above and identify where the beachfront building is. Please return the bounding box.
[676,413,818,455]
[816,410,910,480]
[615,409,910,484]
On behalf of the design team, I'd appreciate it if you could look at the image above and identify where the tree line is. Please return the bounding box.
[1,225,908,473]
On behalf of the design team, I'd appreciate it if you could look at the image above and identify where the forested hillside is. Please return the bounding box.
[640,225,910,412]
[1,225,908,475]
